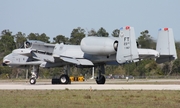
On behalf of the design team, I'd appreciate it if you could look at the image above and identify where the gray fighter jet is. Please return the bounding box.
[2,26,177,84]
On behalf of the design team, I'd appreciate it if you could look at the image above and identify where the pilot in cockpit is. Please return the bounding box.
[20,41,32,49]
[25,41,31,48]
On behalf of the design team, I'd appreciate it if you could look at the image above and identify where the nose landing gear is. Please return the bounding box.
[29,65,39,85]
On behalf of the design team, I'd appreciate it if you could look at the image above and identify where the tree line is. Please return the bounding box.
[0,27,180,79]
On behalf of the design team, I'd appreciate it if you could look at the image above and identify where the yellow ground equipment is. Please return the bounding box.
[70,76,84,82]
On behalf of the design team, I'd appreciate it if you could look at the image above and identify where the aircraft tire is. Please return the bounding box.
[52,78,60,84]
[68,79,71,84]
[96,75,106,84]
[29,78,36,85]
[59,74,70,84]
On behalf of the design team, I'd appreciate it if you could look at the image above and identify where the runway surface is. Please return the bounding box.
[1,79,180,90]
[1,84,180,90]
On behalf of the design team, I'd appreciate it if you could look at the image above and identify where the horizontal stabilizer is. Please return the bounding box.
[116,26,139,64]
[156,28,177,63]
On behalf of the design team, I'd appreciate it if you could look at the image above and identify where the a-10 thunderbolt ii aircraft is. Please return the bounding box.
[2,26,177,84]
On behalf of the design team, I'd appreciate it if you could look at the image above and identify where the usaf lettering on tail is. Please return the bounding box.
[2,26,177,85]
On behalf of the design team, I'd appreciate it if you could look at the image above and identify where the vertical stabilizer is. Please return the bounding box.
[156,28,177,63]
[116,26,139,64]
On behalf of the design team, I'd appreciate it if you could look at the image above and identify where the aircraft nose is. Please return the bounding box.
[2,54,12,66]
[2,59,11,66]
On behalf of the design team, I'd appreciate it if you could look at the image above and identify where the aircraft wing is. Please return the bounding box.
[52,43,94,66]
[60,56,94,66]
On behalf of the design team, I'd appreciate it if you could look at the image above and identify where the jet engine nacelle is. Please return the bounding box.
[80,36,118,55]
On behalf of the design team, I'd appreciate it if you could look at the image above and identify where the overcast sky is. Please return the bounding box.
[0,0,180,42]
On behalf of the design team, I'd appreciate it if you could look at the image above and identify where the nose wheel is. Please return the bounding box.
[29,77,36,84]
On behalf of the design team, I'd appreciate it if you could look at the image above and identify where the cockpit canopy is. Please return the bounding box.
[20,41,32,49]
[19,40,55,55]
[20,40,46,49]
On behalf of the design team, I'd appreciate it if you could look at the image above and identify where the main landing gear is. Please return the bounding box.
[29,64,106,85]
[29,65,39,85]
[52,64,106,85]
[59,74,71,84]
[52,65,71,84]
[96,65,106,84]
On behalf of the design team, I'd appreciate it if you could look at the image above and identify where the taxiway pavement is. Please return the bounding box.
[1,79,180,90]
[1,84,180,90]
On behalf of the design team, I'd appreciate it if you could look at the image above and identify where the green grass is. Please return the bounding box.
[0,90,180,108]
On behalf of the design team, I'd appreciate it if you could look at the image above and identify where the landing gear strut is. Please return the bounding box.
[96,65,106,84]
[29,65,39,85]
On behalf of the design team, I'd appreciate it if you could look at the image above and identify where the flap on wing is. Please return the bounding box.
[61,57,79,64]
[76,59,94,66]
[61,57,94,66]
